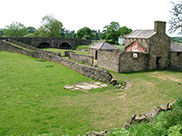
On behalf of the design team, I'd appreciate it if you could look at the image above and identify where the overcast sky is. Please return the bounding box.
[0,0,179,36]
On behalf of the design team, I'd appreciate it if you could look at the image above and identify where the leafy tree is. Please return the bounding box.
[34,15,64,37]
[118,26,132,36]
[99,22,132,44]
[4,22,28,37]
[27,26,36,33]
[169,2,182,34]
[76,27,93,40]
[64,29,76,39]
[0,29,4,37]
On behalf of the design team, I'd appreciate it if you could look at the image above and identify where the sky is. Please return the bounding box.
[0,0,180,36]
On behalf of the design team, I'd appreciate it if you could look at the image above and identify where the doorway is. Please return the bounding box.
[95,50,98,60]
[156,57,161,69]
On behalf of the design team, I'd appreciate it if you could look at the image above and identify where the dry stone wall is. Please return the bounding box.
[0,40,112,83]
[69,52,93,65]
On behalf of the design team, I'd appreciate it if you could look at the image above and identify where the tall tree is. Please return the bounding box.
[99,22,132,44]
[169,2,182,34]
[118,26,132,36]
[34,15,64,37]
[76,27,93,40]
[4,22,28,37]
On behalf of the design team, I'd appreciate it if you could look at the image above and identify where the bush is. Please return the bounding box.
[110,97,182,136]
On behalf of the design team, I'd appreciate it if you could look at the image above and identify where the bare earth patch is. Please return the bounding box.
[64,82,108,91]
[149,72,182,82]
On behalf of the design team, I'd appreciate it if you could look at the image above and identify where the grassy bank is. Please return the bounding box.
[0,51,182,135]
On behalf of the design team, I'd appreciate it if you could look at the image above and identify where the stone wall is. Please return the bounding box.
[97,50,120,72]
[8,39,59,56]
[148,33,170,70]
[169,52,182,70]
[0,37,92,49]
[119,52,149,72]
[69,52,93,65]
[0,40,112,83]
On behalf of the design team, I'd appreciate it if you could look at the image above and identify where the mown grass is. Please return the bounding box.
[0,51,182,135]
[43,48,88,55]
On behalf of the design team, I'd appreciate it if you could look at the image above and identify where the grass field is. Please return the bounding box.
[43,48,89,55]
[0,51,182,135]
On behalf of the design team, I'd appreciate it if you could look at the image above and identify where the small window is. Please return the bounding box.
[177,52,180,56]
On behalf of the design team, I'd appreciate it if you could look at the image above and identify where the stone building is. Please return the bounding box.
[89,42,120,71]
[124,21,171,70]
[169,42,182,69]
[89,21,182,72]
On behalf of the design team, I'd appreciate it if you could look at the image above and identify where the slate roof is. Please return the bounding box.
[170,42,182,52]
[89,42,119,50]
[125,30,156,39]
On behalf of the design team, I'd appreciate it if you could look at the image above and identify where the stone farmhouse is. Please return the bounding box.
[89,21,182,72]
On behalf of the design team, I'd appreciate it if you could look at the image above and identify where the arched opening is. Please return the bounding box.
[59,42,72,49]
[38,42,52,48]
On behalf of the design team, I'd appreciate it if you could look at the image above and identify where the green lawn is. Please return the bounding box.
[43,48,89,56]
[0,51,182,135]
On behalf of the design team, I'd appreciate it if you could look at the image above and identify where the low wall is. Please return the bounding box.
[0,40,112,83]
[119,52,149,72]
[8,39,59,56]
[69,52,93,65]
[97,50,120,72]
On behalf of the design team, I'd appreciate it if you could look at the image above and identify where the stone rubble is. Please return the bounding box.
[64,82,108,91]
[124,101,175,129]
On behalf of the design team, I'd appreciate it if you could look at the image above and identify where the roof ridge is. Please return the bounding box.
[100,42,105,49]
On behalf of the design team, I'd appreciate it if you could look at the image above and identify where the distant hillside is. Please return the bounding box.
[171,37,182,43]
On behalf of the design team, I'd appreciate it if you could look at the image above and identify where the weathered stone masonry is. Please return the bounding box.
[89,21,181,73]
[0,40,112,83]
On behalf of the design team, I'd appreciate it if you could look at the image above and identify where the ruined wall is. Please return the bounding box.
[169,52,182,70]
[119,52,149,72]
[148,34,170,70]
[69,52,93,65]
[97,50,120,72]
[0,40,112,83]
[125,38,149,52]
[89,49,95,57]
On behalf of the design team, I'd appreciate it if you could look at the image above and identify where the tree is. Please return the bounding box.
[4,22,28,37]
[76,27,93,40]
[27,26,36,33]
[169,2,182,34]
[99,22,132,44]
[34,15,64,37]
[118,26,132,36]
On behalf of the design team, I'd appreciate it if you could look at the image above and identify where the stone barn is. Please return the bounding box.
[88,21,182,73]
[89,42,120,71]
[169,42,182,69]
[124,21,171,70]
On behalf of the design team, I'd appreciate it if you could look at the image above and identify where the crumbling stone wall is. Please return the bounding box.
[97,50,120,72]
[0,40,112,83]
[69,52,93,65]
[169,52,182,70]
[119,52,149,72]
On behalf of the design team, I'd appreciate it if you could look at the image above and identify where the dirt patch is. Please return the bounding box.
[149,72,182,82]
[124,82,132,90]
